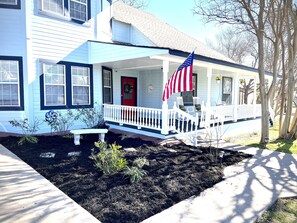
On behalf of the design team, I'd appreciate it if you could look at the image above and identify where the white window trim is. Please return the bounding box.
[43,63,66,106]
[0,60,20,107]
[71,66,90,105]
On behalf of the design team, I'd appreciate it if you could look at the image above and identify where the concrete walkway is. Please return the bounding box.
[1,124,297,222]
[0,145,100,223]
[142,143,297,223]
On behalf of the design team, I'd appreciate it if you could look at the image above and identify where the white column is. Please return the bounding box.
[206,67,212,107]
[161,60,169,135]
[253,76,257,119]
[233,74,239,122]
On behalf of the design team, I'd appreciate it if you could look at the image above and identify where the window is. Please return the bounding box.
[0,0,21,9]
[39,0,90,23]
[71,66,90,105]
[70,0,87,22]
[40,61,93,109]
[102,67,113,104]
[0,56,23,110]
[182,73,197,105]
[42,0,63,16]
[43,64,66,106]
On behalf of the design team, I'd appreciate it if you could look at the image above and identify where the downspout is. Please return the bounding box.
[161,60,169,135]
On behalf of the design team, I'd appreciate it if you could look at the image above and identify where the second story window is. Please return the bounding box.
[42,0,63,16]
[0,0,21,9]
[70,0,87,22]
[39,0,90,23]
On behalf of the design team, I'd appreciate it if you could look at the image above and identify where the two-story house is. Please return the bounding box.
[0,0,261,136]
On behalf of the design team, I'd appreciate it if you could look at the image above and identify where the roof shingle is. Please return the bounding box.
[112,1,235,64]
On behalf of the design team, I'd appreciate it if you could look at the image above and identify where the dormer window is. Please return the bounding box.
[0,0,21,9]
[39,0,90,24]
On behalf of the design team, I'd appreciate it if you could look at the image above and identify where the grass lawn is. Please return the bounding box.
[225,120,297,154]
[256,197,297,223]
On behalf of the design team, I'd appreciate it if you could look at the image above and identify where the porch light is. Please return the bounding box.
[240,79,245,84]
[216,76,221,83]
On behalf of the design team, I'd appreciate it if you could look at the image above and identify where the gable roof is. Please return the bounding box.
[111,1,236,64]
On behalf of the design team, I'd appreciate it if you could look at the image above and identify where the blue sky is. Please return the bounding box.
[144,0,221,43]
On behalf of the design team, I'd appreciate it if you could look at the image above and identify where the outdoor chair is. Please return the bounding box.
[176,97,186,112]
[193,96,201,112]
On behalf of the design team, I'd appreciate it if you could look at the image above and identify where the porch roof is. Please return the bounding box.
[88,40,261,76]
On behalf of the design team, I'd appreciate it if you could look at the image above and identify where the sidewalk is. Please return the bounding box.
[0,145,100,223]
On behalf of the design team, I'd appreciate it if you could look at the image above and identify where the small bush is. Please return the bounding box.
[45,109,79,134]
[90,142,127,175]
[133,157,149,169]
[9,118,41,145]
[124,166,147,184]
[76,104,104,128]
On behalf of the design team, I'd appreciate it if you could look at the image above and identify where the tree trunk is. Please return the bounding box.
[257,0,269,143]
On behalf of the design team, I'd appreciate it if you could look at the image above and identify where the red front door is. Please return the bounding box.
[121,77,137,106]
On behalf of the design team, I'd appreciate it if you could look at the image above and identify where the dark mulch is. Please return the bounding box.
[0,131,251,223]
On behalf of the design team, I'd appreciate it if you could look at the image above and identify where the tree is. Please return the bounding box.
[206,27,257,105]
[207,28,257,66]
[193,0,272,143]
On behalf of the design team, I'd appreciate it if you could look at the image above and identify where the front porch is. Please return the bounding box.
[103,103,261,139]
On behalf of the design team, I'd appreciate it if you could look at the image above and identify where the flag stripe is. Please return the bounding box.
[162,51,194,101]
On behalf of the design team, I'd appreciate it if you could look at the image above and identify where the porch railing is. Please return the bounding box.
[207,104,261,121]
[103,104,199,135]
[103,104,162,131]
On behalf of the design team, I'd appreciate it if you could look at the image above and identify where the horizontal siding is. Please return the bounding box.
[0,6,27,56]
[0,5,27,133]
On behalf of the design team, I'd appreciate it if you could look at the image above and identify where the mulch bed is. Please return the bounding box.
[0,131,251,223]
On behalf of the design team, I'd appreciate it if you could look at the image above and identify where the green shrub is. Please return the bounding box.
[9,118,41,145]
[90,142,127,175]
[133,157,149,169]
[123,166,147,184]
[45,109,79,134]
[76,103,104,128]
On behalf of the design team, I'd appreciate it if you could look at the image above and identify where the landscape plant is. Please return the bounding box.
[90,142,128,175]
[9,118,42,145]
[123,166,147,184]
[76,103,104,128]
[45,109,79,134]
[124,157,149,184]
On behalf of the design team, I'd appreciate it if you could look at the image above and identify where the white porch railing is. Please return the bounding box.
[103,104,199,135]
[206,104,261,121]
[103,103,261,136]
[103,104,162,131]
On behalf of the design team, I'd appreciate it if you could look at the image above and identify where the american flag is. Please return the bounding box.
[162,51,194,101]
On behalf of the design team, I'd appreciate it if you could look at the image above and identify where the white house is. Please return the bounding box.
[0,0,261,136]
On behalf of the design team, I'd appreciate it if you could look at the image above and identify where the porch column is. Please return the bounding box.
[253,75,258,119]
[161,60,169,135]
[233,74,239,122]
[206,67,212,107]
